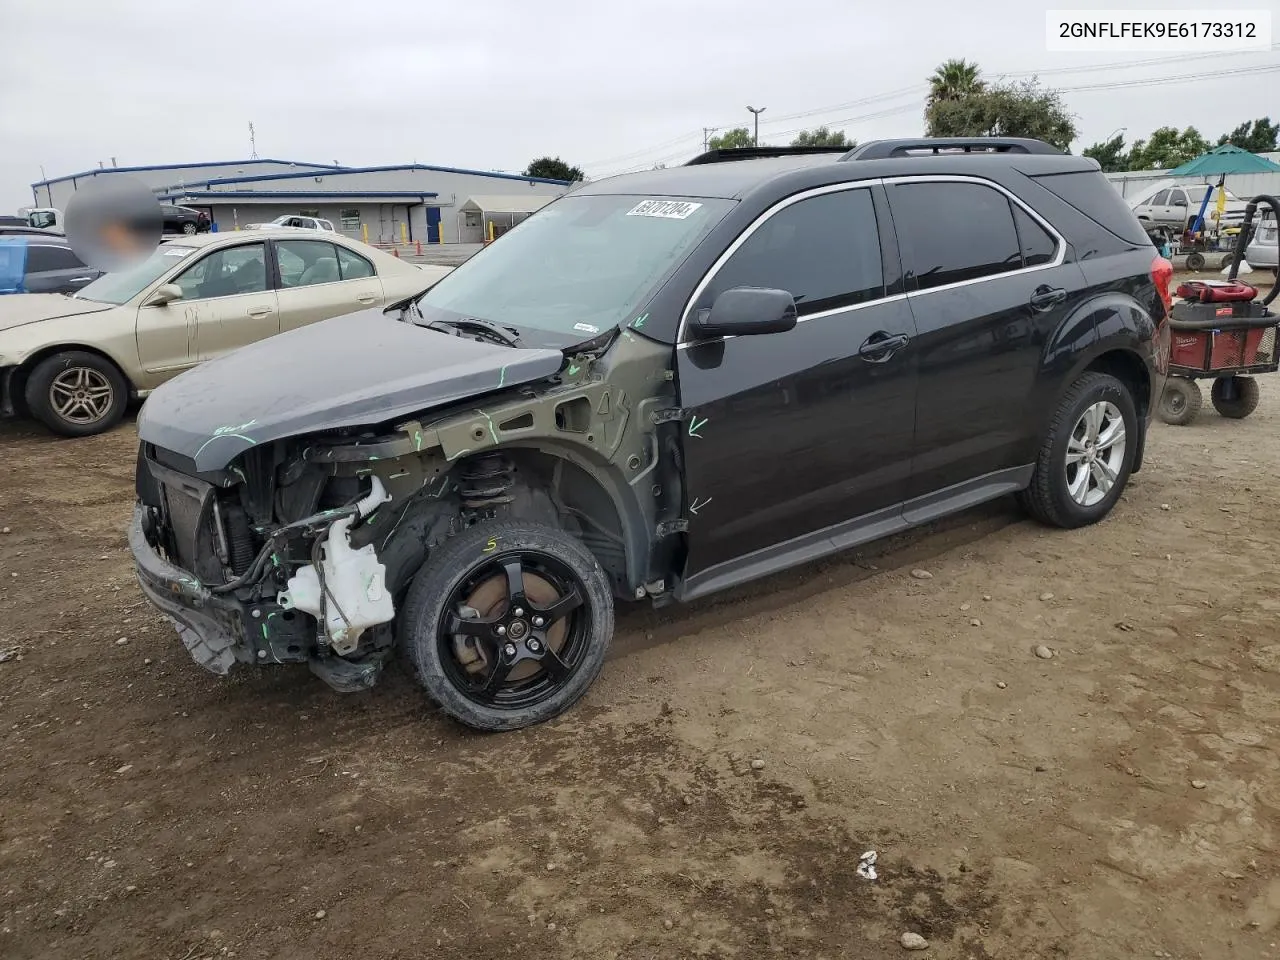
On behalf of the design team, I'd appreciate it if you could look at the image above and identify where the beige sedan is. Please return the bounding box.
[0,229,450,437]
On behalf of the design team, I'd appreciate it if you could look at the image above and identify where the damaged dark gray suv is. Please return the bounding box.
[130,138,1171,731]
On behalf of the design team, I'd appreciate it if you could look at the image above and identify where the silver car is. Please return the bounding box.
[1244,214,1278,274]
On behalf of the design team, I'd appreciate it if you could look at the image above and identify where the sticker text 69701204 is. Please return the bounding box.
[626,200,704,220]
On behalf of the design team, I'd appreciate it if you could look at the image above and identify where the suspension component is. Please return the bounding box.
[457,453,514,510]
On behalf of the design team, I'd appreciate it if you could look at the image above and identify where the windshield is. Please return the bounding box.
[418,194,732,336]
[75,244,197,304]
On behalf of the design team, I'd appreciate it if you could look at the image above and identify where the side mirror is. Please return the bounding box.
[688,286,798,340]
[145,283,184,306]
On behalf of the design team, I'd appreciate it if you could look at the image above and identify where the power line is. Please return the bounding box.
[588,52,1280,177]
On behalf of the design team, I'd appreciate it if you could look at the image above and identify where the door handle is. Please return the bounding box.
[1029,285,1068,311]
[355,292,377,303]
[858,331,910,362]
[247,307,273,318]
[69,276,93,283]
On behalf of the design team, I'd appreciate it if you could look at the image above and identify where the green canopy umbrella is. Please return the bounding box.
[1167,143,1280,177]
[1165,145,1280,235]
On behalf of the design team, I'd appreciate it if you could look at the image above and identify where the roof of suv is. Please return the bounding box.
[575,139,1101,201]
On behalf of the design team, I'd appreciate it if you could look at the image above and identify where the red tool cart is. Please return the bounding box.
[1158,195,1280,426]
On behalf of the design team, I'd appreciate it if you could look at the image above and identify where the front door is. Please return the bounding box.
[883,177,1085,507]
[675,185,918,594]
[272,238,383,332]
[167,240,279,364]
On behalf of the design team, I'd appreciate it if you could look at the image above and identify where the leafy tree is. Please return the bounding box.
[927,58,984,108]
[1123,126,1209,170]
[524,157,584,182]
[1216,117,1280,154]
[1082,133,1128,172]
[925,77,1076,151]
[791,127,854,148]
[708,127,755,150]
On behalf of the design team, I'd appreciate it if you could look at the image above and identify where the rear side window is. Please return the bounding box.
[889,181,1022,290]
[1030,170,1152,246]
[336,245,375,280]
[1149,190,1169,205]
[1011,205,1058,267]
[707,188,884,316]
[26,244,85,273]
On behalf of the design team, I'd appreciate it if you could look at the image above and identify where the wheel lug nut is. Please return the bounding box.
[528,639,541,651]
[532,616,544,627]
[496,625,506,636]
[504,643,517,657]
[513,607,524,617]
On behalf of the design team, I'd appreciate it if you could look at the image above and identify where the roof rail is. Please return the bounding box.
[684,145,850,166]
[841,138,1063,161]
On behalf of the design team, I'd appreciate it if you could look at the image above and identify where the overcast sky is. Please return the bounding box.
[1,0,1277,209]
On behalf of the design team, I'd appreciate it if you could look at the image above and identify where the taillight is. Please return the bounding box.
[1151,255,1174,318]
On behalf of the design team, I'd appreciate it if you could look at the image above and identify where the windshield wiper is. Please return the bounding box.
[424,316,521,346]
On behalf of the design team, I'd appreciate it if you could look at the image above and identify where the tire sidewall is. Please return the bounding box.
[25,351,129,437]
[402,521,614,732]
[1044,374,1138,526]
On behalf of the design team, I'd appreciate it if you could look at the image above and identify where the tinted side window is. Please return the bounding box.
[1170,190,1189,207]
[26,245,85,272]
[336,245,375,280]
[1030,170,1152,246]
[706,188,883,316]
[890,182,1021,290]
[1011,205,1058,267]
[1149,190,1169,205]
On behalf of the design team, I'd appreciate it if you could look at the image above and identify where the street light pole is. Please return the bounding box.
[747,105,766,146]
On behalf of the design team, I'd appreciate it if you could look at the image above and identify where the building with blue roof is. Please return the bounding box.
[31,158,572,244]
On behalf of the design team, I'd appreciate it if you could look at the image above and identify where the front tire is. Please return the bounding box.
[1017,372,1138,529]
[399,519,614,731]
[24,350,128,437]
[182,222,198,235]
[1211,376,1260,419]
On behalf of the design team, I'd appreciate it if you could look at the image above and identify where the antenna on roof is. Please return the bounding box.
[248,121,258,160]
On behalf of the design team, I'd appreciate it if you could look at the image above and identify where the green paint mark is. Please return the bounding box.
[194,432,254,459]
[260,624,269,641]
[413,430,423,452]
[368,455,380,462]
[230,466,247,484]
[497,365,508,388]
[688,416,708,438]
[478,411,499,444]
[622,330,635,342]
[566,363,581,377]
[632,312,649,329]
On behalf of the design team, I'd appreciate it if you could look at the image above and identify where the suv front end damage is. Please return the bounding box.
[130,324,682,696]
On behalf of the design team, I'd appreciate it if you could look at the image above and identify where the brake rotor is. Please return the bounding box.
[452,566,569,682]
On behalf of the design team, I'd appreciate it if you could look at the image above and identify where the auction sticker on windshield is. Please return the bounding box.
[627,200,703,220]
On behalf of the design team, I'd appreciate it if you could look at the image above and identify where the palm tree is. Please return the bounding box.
[927,59,984,107]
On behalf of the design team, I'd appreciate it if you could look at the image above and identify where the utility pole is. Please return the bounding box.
[248,121,258,159]
[746,106,766,146]
[703,127,717,151]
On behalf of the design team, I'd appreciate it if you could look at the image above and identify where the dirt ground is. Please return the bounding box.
[4,283,1280,959]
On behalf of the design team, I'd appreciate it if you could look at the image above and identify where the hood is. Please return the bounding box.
[137,308,566,472]
[0,293,114,333]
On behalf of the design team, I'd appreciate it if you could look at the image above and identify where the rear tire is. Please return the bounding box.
[1017,372,1138,529]
[399,519,614,732]
[182,222,197,235]
[1158,377,1202,426]
[24,350,128,437]
[1186,252,1206,271]
[1211,376,1260,419]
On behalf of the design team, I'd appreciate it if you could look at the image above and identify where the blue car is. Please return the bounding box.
[0,235,102,296]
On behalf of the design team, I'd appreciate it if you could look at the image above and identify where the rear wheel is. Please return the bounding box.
[24,350,128,437]
[1158,377,1202,426]
[400,519,614,731]
[1017,372,1137,529]
[182,222,197,235]
[1211,376,1260,419]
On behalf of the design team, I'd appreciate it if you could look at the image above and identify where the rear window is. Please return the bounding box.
[1030,170,1151,246]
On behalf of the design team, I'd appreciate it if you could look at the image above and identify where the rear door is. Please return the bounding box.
[23,243,100,294]
[884,176,1084,509]
[272,238,383,331]
[675,184,919,591]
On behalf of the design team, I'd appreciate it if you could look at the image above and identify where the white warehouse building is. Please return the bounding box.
[30,158,573,244]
